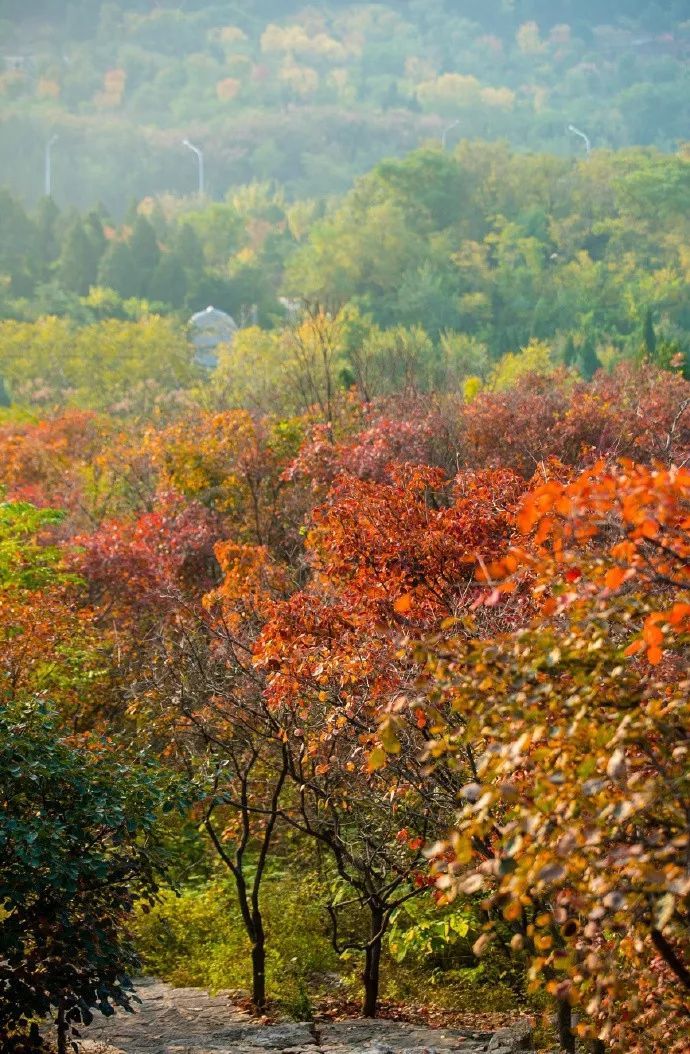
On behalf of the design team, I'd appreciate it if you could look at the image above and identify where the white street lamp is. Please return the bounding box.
[567,123,591,157]
[45,134,58,197]
[441,119,461,150]
[182,138,205,197]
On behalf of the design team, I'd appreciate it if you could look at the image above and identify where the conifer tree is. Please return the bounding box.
[56,219,97,296]
[175,223,205,275]
[578,337,601,380]
[563,334,577,368]
[643,307,657,359]
[129,216,161,294]
[98,240,139,300]
[147,254,188,307]
[33,197,61,280]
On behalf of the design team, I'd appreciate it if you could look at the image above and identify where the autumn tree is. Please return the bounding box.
[253,463,527,1015]
[0,500,114,728]
[144,410,305,558]
[462,362,690,476]
[415,460,690,1053]
[116,539,294,1011]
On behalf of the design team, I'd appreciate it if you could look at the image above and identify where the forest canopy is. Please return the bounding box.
[2,5,690,1054]
[2,1,690,208]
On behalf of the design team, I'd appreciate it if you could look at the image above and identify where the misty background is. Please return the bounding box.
[1,1,690,212]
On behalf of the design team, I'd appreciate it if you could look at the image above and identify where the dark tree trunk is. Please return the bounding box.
[557,997,576,1054]
[56,1004,68,1054]
[362,905,384,1018]
[251,921,267,1011]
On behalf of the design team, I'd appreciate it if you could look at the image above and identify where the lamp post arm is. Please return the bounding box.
[182,139,205,197]
[567,123,591,156]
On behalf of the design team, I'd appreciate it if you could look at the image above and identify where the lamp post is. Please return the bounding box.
[182,138,205,197]
[441,119,461,150]
[45,134,58,197]
[567,123,591,157]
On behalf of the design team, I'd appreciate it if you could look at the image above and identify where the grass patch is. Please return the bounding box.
[134,870,531,1022]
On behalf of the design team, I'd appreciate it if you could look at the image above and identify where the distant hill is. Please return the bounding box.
[2,1,690,210]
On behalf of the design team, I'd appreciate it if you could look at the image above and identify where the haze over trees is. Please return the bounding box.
[1,4,690,1054]
[2,2,690,208]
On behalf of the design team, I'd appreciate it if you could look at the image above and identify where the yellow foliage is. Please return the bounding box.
[279,61,319,98]
[549,23,572,46]
[261,22,347,61]
[479,86,516,110]
[0,316,194,411]
[261,23,311,54]
[489,340,554,391]
[463,376,483,403]
[218,25,247,45]
[417,72,481,109]
[214,327,288,413]
[516,21,546,55]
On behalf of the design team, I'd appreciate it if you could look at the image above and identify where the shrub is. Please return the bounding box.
[0,700,177,1052]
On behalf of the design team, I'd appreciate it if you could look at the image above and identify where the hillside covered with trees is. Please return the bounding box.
[2,1,690,208]
[2,5,690,1054]
[2,143,690,392]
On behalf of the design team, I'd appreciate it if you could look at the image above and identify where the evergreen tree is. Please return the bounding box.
[147,254,188,307]
[563,334,577,368]
[56,218,98,296]
[0,189,35,278]
[147,202,171,240]
[578,337,602,380]
[98,240,139,300]
[124,197,140,227]
[84,210,107,268]
[175,223,205,274]
[0,374,11,407]
[33,197,61,281]
[643,307,657,359]
[129,216,161,297]
[185,272,237,316]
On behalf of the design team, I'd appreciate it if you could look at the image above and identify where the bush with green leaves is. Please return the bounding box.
[0,501,68,590]
[134,870,340,1017]
[0,699,180,1051]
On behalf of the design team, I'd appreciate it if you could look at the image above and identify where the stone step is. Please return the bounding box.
[75,979,533,1054]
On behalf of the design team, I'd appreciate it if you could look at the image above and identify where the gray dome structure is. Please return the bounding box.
[188,305,238,369]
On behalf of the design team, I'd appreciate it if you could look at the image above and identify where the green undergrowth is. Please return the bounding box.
[134,870,527,1020]
[134,872,339,1017]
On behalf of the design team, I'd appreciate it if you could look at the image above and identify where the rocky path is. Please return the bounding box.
[80,979,532,1054]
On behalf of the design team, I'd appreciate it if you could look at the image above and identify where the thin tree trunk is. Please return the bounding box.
[362,905,384,1018]
[557,997,576,1053]
[251,926,267,1011]
[56,1004,68,1054]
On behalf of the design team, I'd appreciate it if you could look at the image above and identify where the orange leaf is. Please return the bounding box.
[393,593,413,614]
[647,645,663,666]
[534,516,556,545]
[640,518,659,539]
[605,567,628,590]
[669,603,690,626]
[643,622,664,647]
